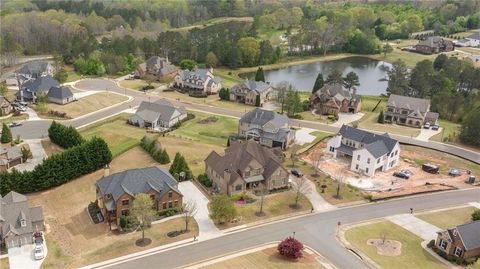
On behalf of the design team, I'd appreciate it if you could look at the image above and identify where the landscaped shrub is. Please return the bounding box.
[48,121,84,148]
[197,173,212,187]
[1,123,12,144]
[427,239,435,248]
[169,152,192,181]
[88,202,103,224]
[158,207,181,217]
[0,137,112,195]
[277,236,304,259]
[472,209,480,221]
[188,91,207,98]
[377,110,385,123]
[140,135,170,164]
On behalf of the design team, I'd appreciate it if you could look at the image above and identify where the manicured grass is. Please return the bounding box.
[416,206,476,229]
[215,68,243,88]
[357,112,421,137]
[429,119,461,143]
[310,170,365,205]
[41,139,64,156]
[168,111,238,147]
[79,113,147,157]
[258,28,285,46]
[362,95,387,112]
[45,92,128,119]
[202,246,324,269]
[119,79,164,91]
[297,111,332,124]
[0,113,28,124]
[159,90,253,112]
[345,221,448,269]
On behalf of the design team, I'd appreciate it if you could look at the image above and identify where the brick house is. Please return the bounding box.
[173,68,222,94]
[0,96,13,116]
[309,83,362,116]
[383,94,439,128]
[95,167,183,230]
[205,140,289,196]
[415,36,454,54]
[229,79,273,106]
[136,56,177,79]
[436,221,480,261]
[0,146,23,172]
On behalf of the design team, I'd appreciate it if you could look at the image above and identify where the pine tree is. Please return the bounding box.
[1,123,12,144]
[254,67,265,82]
[377,110,385,123]
[255,95,261,107]
[159,149,170,164]
[312,73,324,94]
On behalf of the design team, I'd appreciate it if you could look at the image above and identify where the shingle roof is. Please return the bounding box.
[48,86,73,100]
[314,83,361,106]
[363,140,389,158]
[467,31,480,40]
[0,191,44,239]
[231,79,271,94]
[96,167,181,203]
[15,62,51,76]
[456,221,480,251]
[240,108,289,128]
[134,99,186,123]
[417,36,446,48]
[145,56,177,76]
[386,94,430,113]
[338,125,398,156]
[21,75,59,93]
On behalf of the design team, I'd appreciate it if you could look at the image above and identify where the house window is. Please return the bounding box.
[150,194,155,200]
[168,192,173,198]
[174,200,179,207]
[377,158,380,164]
[121,210,129,216]
[329,146,335,152]
[357,155,360,161]
[20,219,26,227]
[162,202,167,209]
[235,184,242,191]
[122,199,129,206]
[366,168,369,174]
[395,150,398,156]
[391,152,394,157]
[168,201,173,208]
[367,158,370,164]
[454,247,463,257]
[355,164,359,170]
[439,239,448,250]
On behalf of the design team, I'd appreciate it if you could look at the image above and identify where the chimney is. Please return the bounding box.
[104,164,110,177]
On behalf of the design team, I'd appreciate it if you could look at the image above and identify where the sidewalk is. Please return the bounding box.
[386,214,441,241]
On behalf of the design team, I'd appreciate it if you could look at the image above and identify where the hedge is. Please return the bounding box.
[140,135,170,164]
[48,121,84,148]
[0,137,112,195]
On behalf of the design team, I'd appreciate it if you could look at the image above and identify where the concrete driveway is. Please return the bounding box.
[333,112,364,127]
[8,236,48,269]
[416,127,442,141]
[177,181,221,240]
[386,214,441,241]
[12,139,47,172]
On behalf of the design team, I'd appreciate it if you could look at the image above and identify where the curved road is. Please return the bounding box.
[11,79,480,164]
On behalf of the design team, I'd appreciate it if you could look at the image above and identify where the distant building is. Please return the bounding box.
[136,56,177,79]
[205,140,289,196]
[455,31,480,47]
[14,61,54,80]
[16,75,60,103]
[0,96,13,116]
[415,36,454,54]
[96,167,183,230]
[230,79,273,106]
[47,86,74,105]
[173,68,222,94]
[383,94,438,128]
[326,125,400,177]
[309,83,362,115]
[0,145,23,172]
[0,191,44,248]
[238,108,295,149]
[129,99,187,129]
[436,221,480,261]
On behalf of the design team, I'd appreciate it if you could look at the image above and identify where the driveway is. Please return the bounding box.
[416,127,442,141]
[73,91,98,100]
[25,108,41,121]
[386,214,441,241]
[177,181,221,240]
[8,236,47,269]
[12,139,47,172]
[294,128,317,145]
[332,112,364,127]
[301,176,336,212]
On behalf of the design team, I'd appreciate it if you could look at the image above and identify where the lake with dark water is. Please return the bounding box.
[246,56,391,96]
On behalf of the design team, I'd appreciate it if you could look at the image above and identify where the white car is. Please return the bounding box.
[34,245,44,260]
[423,123,430,129]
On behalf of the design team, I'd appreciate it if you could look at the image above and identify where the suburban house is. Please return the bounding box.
[16,75,60,103]
[326,125,400,177]
[47,86,74,105]
[129,99,187,129]
[454,31,480,47]
[414,36,454,54]
[14,61,54,80]
[0,146,23,172]
[173,68,222,94]
[238,108,295,149]
[0,191,44,248]
[309,83,362,116]
[230,79,273,106]
[436,221,480,261]
[95,167,183,230]
[136,56,177,79]
[0,96,13,116]
[383,94,439,128]
[205,140,289,196]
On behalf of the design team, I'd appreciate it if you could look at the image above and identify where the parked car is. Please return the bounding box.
[448,168,461,177]
[431,125,440,131]
[423,123,431,129]
[34,245,44,260]
[393,171,410,179]
[15,105,27,112]
[8,122,22,127]
[291,170,303,177]
[422,163,440,174]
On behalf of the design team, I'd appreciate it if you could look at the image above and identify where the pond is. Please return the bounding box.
[248,56,391,96]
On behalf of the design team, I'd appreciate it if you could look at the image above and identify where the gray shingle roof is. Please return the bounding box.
[338,125,398,156]
[134,99,186,123]
[48,86,73,100]
[467,31,480,40]
[240,108,289,128]
[96,167,181,203]
[386,94,430,113]
[0,191,44,239]
[231,79,270,94]
[15,62,51,76]
[21,75,59,93]
[144,56,177,76]
[456,221,480,251]
[363,140,389,158]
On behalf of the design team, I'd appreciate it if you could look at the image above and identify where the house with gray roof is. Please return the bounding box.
[383,94,439,128]
[47,86,74,105]
[230,79,273,106]
[0,146,23,172]
[129,99,187,130]
[415,36,454,54]
[310,83,362,116]
[16,75,60,103]
[0,96,13,116]
[205,140,288,196]
[15,61,54,80]
[0,191,44,248]
[136,56,178,79]
[238,108,295,149]
[436,220,480,261]
[173,68,222,94]
[454,31,480,47]
[96,167,183,230]
[326,125,400,177]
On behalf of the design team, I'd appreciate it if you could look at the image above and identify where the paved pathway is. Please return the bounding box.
[303,177,336,212]
[8,235,47,269]
[332,112,364,127]
[294,128,317,145]
[11,139,47,172]
[177,181,221,240]
[386,214,442,241]
[416,127,442,141]
[469,202,480,209]
[73,90,98,100]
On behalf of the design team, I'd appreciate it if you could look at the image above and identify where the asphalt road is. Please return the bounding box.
[10,79,480,164]
[107,188,480,269]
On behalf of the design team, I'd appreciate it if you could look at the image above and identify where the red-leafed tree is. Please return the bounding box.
[277,236,304,259]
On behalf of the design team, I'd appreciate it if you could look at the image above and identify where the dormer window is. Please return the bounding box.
[21,219,26,227]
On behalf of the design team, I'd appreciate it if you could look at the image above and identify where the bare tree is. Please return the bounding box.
[310,151,323,177]
[291,176,311,209]
[289,144,302,168]
[132,193,156,244]
[256,184,267,217]
[334,174,346,199]
[380,230,388,244]
[181,200,198,232]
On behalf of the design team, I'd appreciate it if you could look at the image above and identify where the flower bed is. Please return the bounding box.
[88,202,104,224]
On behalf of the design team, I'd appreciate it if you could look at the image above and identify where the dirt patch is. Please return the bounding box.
[198,116,218,124]
[367,239,402,256]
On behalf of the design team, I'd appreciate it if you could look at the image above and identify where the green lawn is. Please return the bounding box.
[79,113,147,157]
[215,68,243,88]
[309,170,365,205]
[429,119,461,143]
[362,95,387,112]
[0,257,9,269]
[168,111,238,147]
[0,113,28,125]
[416,206,476,229]
[258,28,285,46]
[119,79,164,91]
[345,221,448,269]
[357,112,421,137]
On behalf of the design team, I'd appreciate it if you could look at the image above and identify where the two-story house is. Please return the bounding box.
[15,75,60,103]
[326,125,400,177]
[309,83,362,116]
[174,68,222,94]
[136,56,177,79]
[238,108,295,149]
[436,221,480,261]
[205,140,289,196]
[230,79,273,106]
[415,36,454,54]
[0,145,23,172]
[95,167,183,230]
[455,31,480,47]
[129,99,187,130]
[14,61,54,80]
[383,94,439,128]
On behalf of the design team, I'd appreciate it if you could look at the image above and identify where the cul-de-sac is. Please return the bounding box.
[0,1,479,269]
